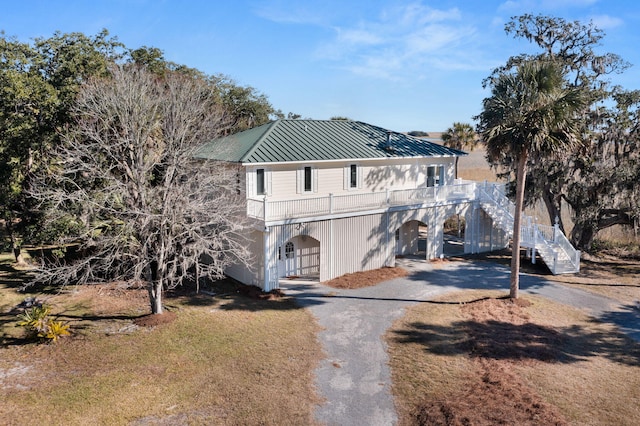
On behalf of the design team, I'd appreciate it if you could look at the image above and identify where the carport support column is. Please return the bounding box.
[474,203,481,254]
[431,213,443,259]
[263,226,271,292]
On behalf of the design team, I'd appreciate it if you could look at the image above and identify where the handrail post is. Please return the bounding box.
[263,196,268,221]
[329,193,334,214]
[386,188,390,206]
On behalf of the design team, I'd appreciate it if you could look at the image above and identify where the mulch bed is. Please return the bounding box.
[412,297,568,426]
[236,283,286,300]
[323,267,408,289]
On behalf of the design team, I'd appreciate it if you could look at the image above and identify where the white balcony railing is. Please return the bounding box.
[247,182,477,222]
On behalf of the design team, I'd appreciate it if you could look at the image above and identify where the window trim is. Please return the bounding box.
[297,165,318,194]
[249,166,271,197]
[344,163,362,190]
[426,164,445,187]
[256,168,266,195]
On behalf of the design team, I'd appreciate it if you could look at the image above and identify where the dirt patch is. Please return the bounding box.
[133,311,178,327]
[323,267,408,289]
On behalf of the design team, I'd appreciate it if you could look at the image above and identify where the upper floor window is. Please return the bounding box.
[298,165,317,193]
[256,168,265,195]
[250,167,270,197]
[350,164,357,188]
[304,166,312,192]
[427,165,444,187]
[344,163,361,190]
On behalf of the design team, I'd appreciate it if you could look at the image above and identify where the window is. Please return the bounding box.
[304,166,312,192]
[297,165,317,193]
[427,165,444,187]
[344,164,361,190]
[285,242,294,259]
[350,164,357,188]
[256,168,265,195]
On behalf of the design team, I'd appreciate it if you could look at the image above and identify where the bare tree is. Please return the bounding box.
[31,65,251,314]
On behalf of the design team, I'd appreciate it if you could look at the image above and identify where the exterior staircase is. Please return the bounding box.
[477,182,581,274]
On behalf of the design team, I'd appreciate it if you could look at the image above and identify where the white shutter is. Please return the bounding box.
[247,169,255,196]
[266,169,272,196]
[343,165,349,190]
[312,167,318,193]
[296,168,303,194]
[357,165,363,189]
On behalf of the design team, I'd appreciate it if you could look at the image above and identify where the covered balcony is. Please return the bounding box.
[247,181,477,223]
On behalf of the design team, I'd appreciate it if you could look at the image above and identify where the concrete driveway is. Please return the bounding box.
[281,259,640,426]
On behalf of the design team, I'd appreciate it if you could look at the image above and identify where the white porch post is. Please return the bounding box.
[473,204,479,254]
[531,224,537,265]
[263,196,268,222]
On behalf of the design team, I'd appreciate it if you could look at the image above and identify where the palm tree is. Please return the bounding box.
[476,60,585,299]
[441,122,477,178]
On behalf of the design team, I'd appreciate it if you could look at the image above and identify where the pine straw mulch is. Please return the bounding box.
[410,297,568,426]
[323,266,408,289]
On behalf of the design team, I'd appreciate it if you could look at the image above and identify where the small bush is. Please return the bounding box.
[17,304,70,343]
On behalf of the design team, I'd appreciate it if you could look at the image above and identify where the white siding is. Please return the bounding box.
[223,199,511,290]
[224,229,263,286]
[246,157,458,201]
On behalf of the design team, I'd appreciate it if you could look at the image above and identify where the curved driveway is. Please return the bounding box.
[281,260,640,426]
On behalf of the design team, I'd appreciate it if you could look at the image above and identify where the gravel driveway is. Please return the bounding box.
[281,259,640,426]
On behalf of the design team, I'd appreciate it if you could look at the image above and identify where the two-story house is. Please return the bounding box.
[196,119,580,291]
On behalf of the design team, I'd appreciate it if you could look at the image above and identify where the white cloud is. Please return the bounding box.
[498,0,598,13]
[589,14,624,29]
[336,28,383,46]
[313,3,482,80]
[252,0,335,25]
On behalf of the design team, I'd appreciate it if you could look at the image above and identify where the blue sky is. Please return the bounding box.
[2,0,639,131]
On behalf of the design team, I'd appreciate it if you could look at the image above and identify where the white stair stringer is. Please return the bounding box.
[477,183,580,275]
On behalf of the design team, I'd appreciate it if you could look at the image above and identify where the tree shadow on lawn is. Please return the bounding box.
[179,278,313,312]
[0,262,63,296]
[393,317,640,367]
[599,303,640,343]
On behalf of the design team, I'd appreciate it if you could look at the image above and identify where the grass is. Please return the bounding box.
[0,263,322,426]
[386,290,640,425]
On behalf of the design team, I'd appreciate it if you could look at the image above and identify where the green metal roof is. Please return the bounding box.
[195,119,467,163]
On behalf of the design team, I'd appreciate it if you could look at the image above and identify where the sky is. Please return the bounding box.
[2,0,639,132]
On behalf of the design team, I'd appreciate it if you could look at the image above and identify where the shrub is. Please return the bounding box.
[17,304,70,343]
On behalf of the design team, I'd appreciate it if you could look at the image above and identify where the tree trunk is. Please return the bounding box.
[454,157,459,180]
[13,247,25,265]
[570,222,596,251]
[148,280,163,314]
[510,150,529,299]
[146,260,164,314]
[6,222,25,264]
[542,189,565,233]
